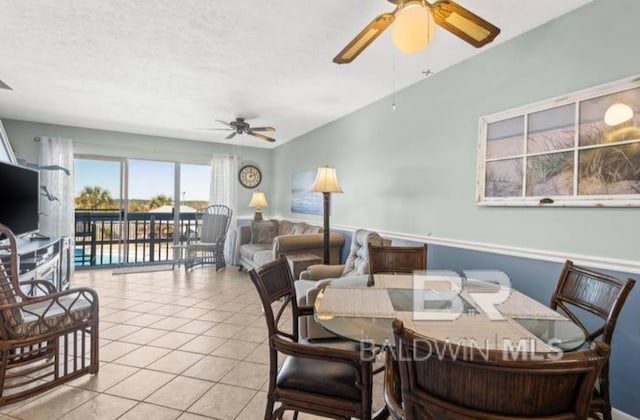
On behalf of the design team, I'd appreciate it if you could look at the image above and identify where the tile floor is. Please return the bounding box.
[0,266,384,420]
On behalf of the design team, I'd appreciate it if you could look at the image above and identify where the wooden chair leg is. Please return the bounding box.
[264,395,275,420]
[272,406,285,420]
[0,347,9,399]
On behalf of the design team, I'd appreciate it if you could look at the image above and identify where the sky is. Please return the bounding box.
[74,159,210,201]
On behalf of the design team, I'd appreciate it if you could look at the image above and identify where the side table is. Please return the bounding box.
[287,253,323,280]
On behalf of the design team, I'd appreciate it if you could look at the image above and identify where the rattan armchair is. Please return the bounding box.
[0,224,99,406]
[184,205,232,271]
[390,319,609,420]
[249,256,375,420]
[550,260,636,420]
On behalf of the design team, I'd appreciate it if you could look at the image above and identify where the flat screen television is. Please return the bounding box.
[0,161,39,236]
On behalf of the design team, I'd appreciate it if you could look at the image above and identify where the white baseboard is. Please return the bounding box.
[613,408,639,420]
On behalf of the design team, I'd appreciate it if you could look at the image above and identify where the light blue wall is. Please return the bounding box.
[271,0,640,263]
[2,119,272,218]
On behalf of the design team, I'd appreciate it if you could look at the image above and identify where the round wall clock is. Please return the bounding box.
[238,164,262,188]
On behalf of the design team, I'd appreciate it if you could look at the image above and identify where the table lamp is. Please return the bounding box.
[249,190,268,222]
[311,166,343,264]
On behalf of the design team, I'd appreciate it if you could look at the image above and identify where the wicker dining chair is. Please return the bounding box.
[184,205,232,271]
[368,244,427,274]
[249,256,375,420]
[550,260,636,420]
[0,224,99,406]
[390,319,609,420]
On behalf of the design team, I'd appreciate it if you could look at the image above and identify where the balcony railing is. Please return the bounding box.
[74,210,199,267]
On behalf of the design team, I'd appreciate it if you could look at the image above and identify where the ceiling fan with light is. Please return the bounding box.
[199,117,276,143]
[334,0,500,64]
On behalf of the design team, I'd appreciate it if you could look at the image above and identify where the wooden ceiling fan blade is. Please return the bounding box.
[226,132,237,140]
[250,126,276,132]
[431,0,500,48]
[196,128,233,131]
[216,119,233,127]
[333,12,395,64]
[248,131,276,143]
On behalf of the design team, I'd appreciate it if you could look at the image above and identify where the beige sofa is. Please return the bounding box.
[234,219,344,272]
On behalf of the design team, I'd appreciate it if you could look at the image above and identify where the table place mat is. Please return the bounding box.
[415,275,462,291]
[375,274,462,291]
[318,287,396,318]
[374,274,413,290]
[422,280,457,291]
[462,280,500,293]
[398,312,552,352]
[497,290,565,320]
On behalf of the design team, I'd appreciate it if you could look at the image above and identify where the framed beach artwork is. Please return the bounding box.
[477,75,640,207]
[0,119,17,164]
[291,170,322,215]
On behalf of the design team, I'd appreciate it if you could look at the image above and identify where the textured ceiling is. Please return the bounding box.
[0,0,593,148]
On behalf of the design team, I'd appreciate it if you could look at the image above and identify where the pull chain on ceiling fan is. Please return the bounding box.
[334,0,500,64]
[198,117,276,143]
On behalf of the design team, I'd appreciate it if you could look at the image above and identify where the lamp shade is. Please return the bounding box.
[604,102,634,126]
[249,191,268,208]
[311,166,343,193]
[392,0,434,54]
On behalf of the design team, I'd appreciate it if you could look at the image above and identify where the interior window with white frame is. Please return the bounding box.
[477,76,640,207]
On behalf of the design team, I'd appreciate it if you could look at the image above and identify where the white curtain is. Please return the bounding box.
[209,154,239,263]
[37,137,74,238]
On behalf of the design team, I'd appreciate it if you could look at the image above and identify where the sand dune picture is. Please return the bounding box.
[483,87,640,200]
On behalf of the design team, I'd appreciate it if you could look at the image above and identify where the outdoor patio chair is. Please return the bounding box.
[0,223,99,406]
[184,204,232,271]
[74,217,96,267]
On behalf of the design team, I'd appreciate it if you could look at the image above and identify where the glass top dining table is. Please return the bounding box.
[314,273,587,353]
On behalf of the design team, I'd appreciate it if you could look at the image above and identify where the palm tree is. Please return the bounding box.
[75,186,115,210]
[148,194,173,210]
[128,200,149,213]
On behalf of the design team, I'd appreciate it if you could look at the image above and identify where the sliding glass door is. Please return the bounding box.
[74,157,126,266]
[178,163,211,241]
[127,159,175,264]
[74,157,212,268]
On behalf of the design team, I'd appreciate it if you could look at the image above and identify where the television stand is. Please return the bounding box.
[15,236,71,292]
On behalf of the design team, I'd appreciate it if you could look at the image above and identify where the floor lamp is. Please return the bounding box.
[311,166,343,264]
[249,190,268,222]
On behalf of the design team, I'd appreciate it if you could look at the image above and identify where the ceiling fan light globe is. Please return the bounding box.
[392,2,434,54]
